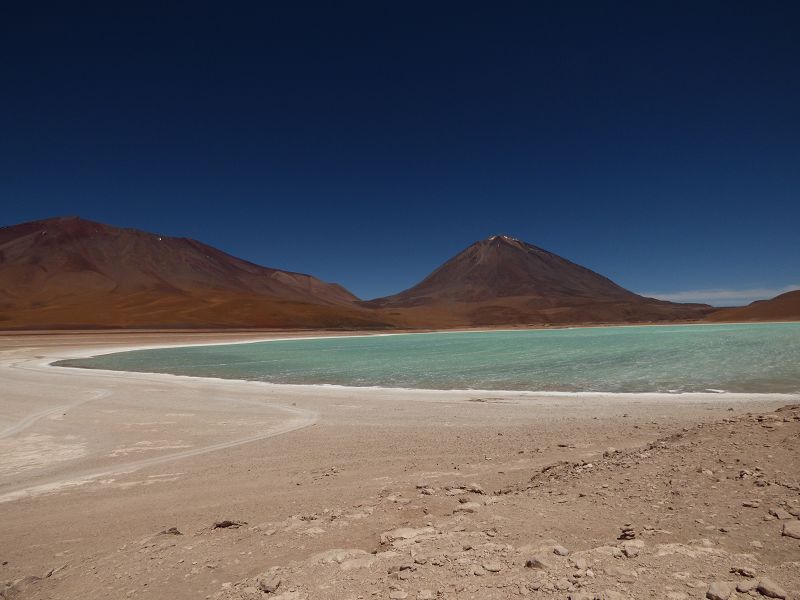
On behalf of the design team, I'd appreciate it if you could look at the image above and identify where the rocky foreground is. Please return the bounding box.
[209,405,800,600]
[4,405,799,600]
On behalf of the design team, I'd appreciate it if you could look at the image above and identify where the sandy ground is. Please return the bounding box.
[0,331,798,600]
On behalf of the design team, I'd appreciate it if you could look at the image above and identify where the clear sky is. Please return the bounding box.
[2,2,798,305]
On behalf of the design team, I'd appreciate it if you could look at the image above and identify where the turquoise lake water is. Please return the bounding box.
[59,323,800,394]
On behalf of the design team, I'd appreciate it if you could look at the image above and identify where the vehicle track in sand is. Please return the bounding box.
[0,354,320,502]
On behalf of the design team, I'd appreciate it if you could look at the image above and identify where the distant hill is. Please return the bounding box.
[0,216,386,329]
[0,221,720,330]
[708,290,800,322]
[364,235,713,327]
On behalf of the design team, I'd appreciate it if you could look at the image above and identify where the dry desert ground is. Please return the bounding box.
[0,331,798,600]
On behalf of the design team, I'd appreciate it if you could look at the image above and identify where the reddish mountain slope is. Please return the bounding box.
[708,290,800,322]
[0,217,385,329]
[365,235,712,326]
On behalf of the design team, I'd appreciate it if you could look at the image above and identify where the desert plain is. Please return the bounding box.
[1,330,799,600]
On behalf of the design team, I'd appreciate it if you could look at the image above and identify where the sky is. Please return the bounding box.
[1,1,798,305]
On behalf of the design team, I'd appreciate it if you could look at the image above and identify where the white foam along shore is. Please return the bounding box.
[45,325,800,400]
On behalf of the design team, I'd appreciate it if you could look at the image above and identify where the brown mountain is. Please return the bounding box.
[708,290,800,322]
[0,216,386,329]
[365,235,712,327]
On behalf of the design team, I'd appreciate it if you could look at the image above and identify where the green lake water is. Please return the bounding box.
[58,322,800,394]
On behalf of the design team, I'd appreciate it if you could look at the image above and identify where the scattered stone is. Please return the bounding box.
[257,574,281,593]
[553,544,570,556]
[380,527,435,544]
[213,520,246,529]
[757,578,788,599]
[769,508,793,520]
[618,526,635,540]
[454,502,481,513]
[737,580,759,593]
[482,562,503,573]
[620,539,644,558]
[730,566,756,578]
[706,581,735,600]
[417,591,435,600]
[555,577,572,591]
[780,520,800,539]
[160,527,182,535]
[388,591,408,599]
[570,556,589,570]
[525,555,553,570]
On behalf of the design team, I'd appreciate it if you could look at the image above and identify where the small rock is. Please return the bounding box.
[380,527,435,544]
[780,520,800,539]
[757,578,788,599]
[570,556,589,570]
[160,527,182,535]
[553,545,570,556]
[555,577,572,591]
[482,562,503,573]
[730,566,756,578]
[213,520,246,529]
[388,591,408,599]
[618,527,635,540]
[769,508,793,520]
[706,581,735,600]
[736,580,759,593]
[620,539,644,558]
[257,575,281,593]
[454,502,481,513]
[525,555,552,570]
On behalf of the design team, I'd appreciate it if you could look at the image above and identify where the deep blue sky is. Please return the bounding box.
[2,2,798,305]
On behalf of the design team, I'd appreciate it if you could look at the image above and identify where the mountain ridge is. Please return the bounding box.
[0,218,735,329]
[707,290,800,323]
[0,216,385,329]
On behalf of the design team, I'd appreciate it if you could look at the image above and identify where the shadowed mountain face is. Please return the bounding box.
[0,217,385,329]
[365,235,712,326]
[708,290,800,322]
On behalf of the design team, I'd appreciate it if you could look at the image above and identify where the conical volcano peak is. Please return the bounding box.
[368,234,639,306]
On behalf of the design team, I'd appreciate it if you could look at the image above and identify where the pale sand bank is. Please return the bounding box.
[0,331,797,600]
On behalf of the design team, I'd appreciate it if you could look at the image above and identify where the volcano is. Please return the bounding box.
[0,216,385,329]
[365,235,712,326]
